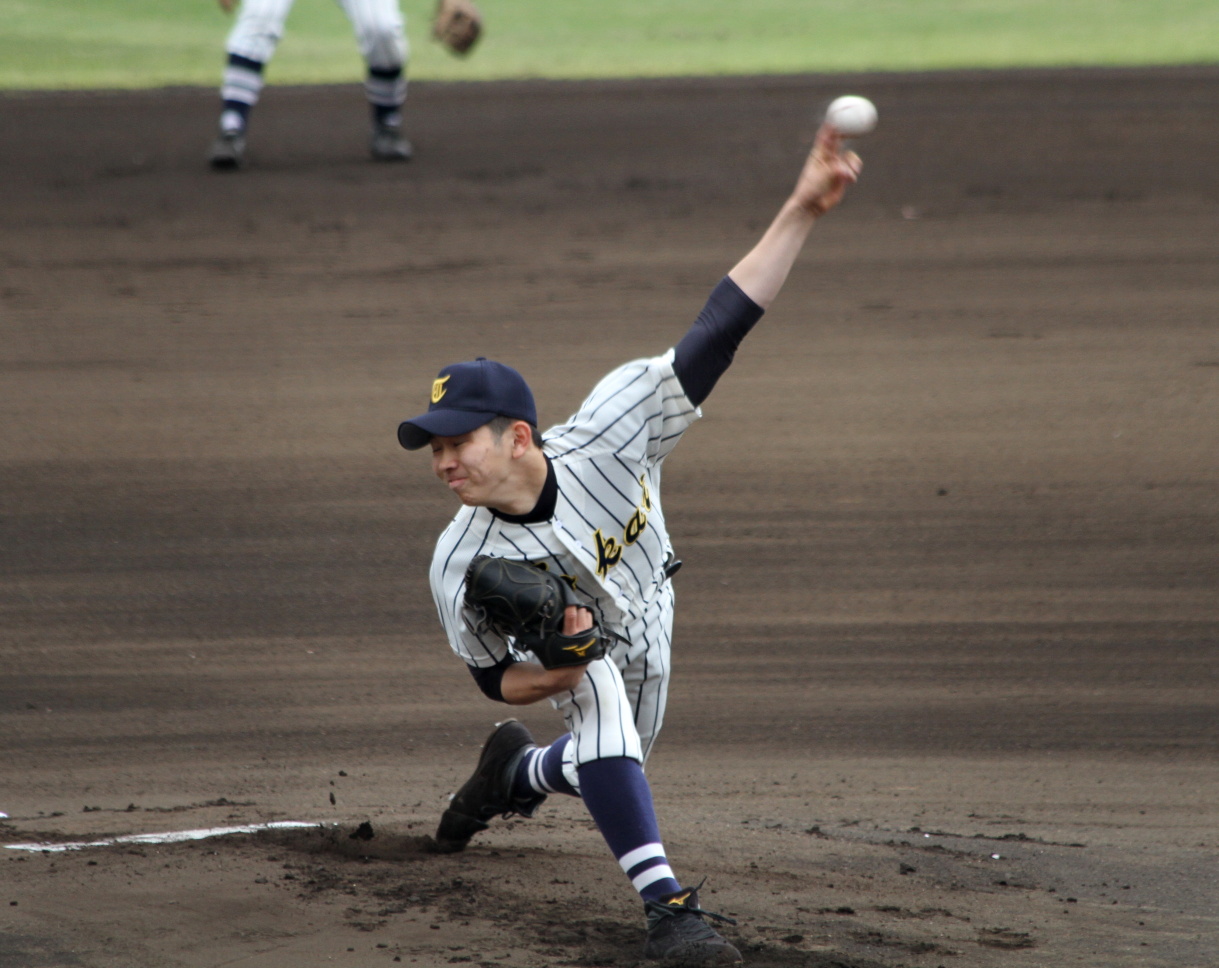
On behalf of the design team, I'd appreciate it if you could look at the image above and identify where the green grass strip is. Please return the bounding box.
[2,0,1216,90]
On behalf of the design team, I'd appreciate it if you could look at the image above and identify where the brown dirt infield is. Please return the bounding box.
[2,66,1217,968]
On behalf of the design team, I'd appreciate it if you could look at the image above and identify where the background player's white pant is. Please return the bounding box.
[225,0,408,71]
[552,582,675,789]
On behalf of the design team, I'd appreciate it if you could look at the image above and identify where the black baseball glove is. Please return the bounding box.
[464,556,605,669]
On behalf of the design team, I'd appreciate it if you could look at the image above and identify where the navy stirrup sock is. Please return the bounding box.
[511,734,578,800]
[578,756,682,901]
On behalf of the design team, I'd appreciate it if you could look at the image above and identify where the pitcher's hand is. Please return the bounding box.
[792,123,862,217]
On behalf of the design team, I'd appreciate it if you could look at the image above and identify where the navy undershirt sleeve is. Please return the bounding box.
[467,655,516,703]
[672,275,765,407]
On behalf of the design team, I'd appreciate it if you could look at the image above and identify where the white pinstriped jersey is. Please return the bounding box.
[429,349,698,767]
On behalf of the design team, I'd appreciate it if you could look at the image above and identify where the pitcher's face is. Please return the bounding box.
[430,424,515,507]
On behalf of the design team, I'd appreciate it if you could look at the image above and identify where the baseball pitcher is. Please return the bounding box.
[397,122,861,964]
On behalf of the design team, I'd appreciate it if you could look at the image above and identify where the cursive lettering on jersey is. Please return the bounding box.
[593,475,653,577]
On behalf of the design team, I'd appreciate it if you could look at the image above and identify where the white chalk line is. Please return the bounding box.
[4,820,320,853]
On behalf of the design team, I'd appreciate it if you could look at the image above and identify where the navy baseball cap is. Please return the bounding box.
[397,358,537,450]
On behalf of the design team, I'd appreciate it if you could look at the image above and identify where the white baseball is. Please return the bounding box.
[825,95,878,137]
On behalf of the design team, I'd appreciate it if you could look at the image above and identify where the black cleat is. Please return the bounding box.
[433,719,545,853]
[370,123,413,161]
[208,130,247,170]
[643,884,742,965]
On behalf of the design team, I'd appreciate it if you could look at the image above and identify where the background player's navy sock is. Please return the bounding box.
[513,734,578,799]
[219,54,263,133]
[219,101,252,134]
[578,756,682,902]
[366,66,406,128]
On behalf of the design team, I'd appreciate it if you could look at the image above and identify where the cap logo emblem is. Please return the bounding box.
[431,375,451,403]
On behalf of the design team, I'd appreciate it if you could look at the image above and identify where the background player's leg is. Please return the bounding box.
[209,0,295,169]
[337,0,412,160]
[218,55,264,138]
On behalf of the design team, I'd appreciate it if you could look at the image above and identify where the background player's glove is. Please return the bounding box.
[464,556,606,669]
[432,0,483,56]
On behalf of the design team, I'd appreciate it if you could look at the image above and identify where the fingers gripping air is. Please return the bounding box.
[464,556,606,670]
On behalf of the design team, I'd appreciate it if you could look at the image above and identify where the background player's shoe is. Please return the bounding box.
[643,885,742,965]
[370,123,413,162]
[208,130,246,170]
[433,719,546,853]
